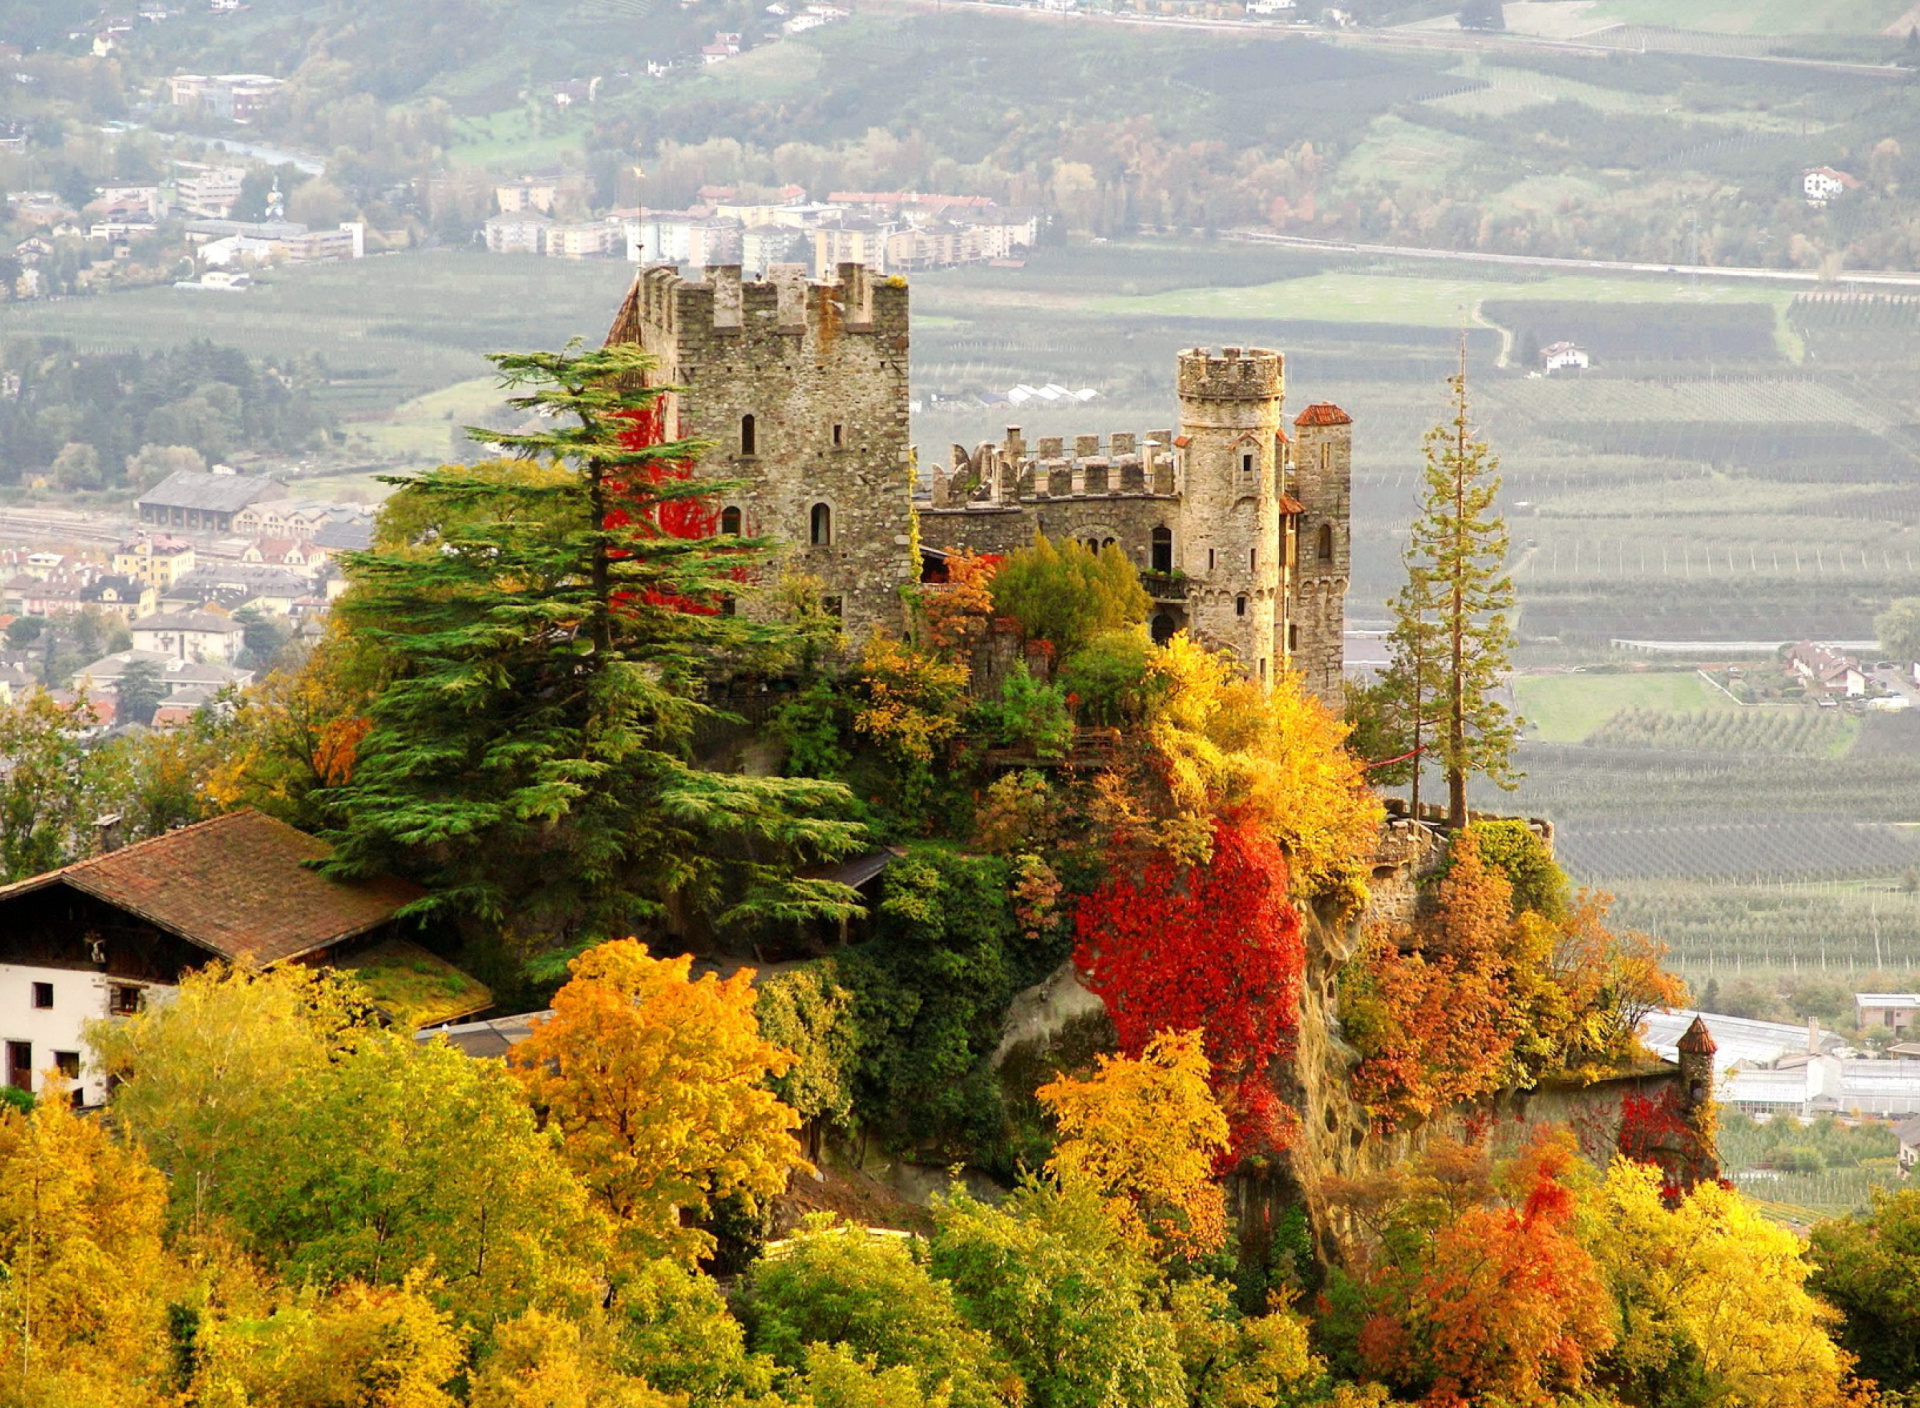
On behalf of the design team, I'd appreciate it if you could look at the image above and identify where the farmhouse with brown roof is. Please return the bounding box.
[0,809,489,1106]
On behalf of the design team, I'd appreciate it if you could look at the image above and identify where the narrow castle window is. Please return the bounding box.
[1318,522,1334,561]
[1235,595,1247,618]
[1288,623,1299,652]
[740,414,757,456]
[832,422,844,448]
[721,506,742,536]
[1258,657,1268,681]
[1241,452,1254,477]
[810,503,833,547]
[1249,547,1256,570]
[1150,526,1172,574]
[1207,548,1216,572]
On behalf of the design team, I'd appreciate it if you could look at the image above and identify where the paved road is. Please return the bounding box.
[1225,229,1920,291]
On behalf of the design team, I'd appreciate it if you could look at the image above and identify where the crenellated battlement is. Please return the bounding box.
[1176,346,1284,401]
[626,261,907,342]
[929,425,1182,509]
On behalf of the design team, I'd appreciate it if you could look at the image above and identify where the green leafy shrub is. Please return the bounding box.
[989,533,1149,657]
[1059,628,1158,727]
[972,664,1073,759]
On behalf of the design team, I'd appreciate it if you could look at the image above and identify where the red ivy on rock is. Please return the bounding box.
[1073,817,1304,1159]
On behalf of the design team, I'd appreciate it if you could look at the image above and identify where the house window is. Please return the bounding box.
[1150,526,1172,574]
[740,414,757,457]
[54,1050,79,1106]
[1235,595,1247,618]
[721,505,742,536]
[30,983,50,1010]
[109,985,143,1016]
[810,503,833,547]
[1318,522,1335,561]
[5,1042,28,1092]
[832,422,844,448]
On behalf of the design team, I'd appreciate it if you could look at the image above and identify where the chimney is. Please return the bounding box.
[93,812,125,854]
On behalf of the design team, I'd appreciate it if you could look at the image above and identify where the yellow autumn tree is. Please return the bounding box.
[0,1091,172,1407]
[470,1308,670,1408]
[1095,635,1381,900]
[1037,1029,1230,1257]
[1586,1160,1849,1408]
[191,1277,467,1408]
[510,941,807,1264]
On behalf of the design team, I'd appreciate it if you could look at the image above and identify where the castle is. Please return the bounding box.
[606,261,1352,700]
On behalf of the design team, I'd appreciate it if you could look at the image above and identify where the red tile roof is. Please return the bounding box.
[1295,403,1352,427]
[0,809,422,966]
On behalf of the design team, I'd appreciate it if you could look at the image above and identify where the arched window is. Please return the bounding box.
[1102,537,1116,550]
[1317,522,1335,562]
[1151,526,1172,574]
[1085,537,1100,555]
[810,502,832,547]
[1150,612,1176,645]
[740,414,757,457]
[1235,595,1247,618]
[721,505,742,536]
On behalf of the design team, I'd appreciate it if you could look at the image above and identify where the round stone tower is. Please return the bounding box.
[1175,347,1285,685]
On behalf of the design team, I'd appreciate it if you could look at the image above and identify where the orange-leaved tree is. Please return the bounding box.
[1357,1133,1613,1408]
[1343,830,1518,1128]
[510,941,806,1264]
[1037,1029,1230,1258]
[919,548,1000,659]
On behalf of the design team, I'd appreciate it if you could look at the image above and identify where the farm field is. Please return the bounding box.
[1094,272,1795,343]
[1576,0,1913,34]
[1513,671,1731,741]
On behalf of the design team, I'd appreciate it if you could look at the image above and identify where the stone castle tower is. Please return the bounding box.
[605,261,913,632]
[604,262,1352,699]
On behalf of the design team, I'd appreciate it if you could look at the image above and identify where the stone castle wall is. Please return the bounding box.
[607,264,1353,696]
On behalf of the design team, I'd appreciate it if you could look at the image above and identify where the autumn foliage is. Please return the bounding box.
[1074,818,1304,1159]
[1344,830,1688,1131]
[1037,1029,1231,1257]
[1354,1134,1613,1407]
[511,942,807,1265]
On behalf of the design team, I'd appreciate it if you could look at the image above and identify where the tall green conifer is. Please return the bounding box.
[1392,352,1519,828]
[322,343,864,948]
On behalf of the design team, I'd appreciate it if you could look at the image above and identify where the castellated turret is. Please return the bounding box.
[1174,348,1285,685]
[1288,402,1353,702]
